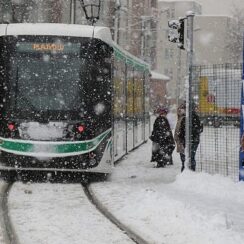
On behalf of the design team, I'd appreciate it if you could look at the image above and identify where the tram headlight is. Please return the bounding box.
[66,123,86,140]
[77,125,85,133]
[8,122,16,131]
[6,122,19,138]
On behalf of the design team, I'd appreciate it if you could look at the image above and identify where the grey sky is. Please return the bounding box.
[159,0,244,16]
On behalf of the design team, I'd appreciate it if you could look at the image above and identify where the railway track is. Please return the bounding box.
[1,180,150,244]
[0,182,19,244]
[84,183,149,244]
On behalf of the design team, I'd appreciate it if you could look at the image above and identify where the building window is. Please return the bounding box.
[165,29,169,39]
[171,8,175,18]
[166,9,170,19]
[164,48,174,59]
[169,69,173,79]
[165,49,169,59]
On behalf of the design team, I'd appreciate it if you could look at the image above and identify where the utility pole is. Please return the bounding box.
[185,11,195,170]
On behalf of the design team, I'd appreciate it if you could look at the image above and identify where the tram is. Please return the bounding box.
[0,23,150,180]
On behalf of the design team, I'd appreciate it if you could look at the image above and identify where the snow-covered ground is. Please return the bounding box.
[91,141,244,244]
[0,138,243,244]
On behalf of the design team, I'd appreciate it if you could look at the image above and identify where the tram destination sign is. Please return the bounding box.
[16,42,81,54]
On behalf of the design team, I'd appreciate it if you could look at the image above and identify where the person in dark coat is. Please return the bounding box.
[150,107,175,168]
[175,102,203,172]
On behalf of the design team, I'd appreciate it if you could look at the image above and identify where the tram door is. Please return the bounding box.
[126,67,134,152]
[113,60,127,160]
[133,70,144,147]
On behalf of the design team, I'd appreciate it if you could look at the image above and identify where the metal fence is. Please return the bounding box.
[192,63,242,181]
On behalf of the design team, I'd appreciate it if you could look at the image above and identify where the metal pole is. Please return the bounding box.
[114,0,121,43]
[114,10,120,43]
[141,17,145,59]
[176,48,182,107]
[70,0,76,24]
[185,11,195,170]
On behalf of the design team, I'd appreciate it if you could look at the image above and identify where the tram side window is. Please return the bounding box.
[144,71,150,116]
[126,66,134,119]
[133,69,144,120]
[114,58,126,120]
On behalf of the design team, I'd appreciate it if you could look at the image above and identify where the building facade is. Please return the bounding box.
[157,1,238,106]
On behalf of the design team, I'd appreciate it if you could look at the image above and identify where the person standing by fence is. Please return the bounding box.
[174,102,203,172]
[174,103,186,172]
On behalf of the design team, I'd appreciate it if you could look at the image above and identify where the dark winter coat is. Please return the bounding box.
[150,115,175,164]
[178,111,203,147]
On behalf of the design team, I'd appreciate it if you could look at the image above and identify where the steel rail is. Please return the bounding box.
[83,184,150,244]
[0,183,19,244]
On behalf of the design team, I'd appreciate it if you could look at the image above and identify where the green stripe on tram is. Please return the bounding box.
[0,140,33,152]
[0,129,111,154]
[55,130,110,153]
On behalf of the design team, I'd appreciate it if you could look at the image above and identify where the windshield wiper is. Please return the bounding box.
[19,96,38,112]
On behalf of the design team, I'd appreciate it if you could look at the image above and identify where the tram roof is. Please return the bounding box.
[0,23,150,72]
[0,23,113,45]
[112,41,150,72]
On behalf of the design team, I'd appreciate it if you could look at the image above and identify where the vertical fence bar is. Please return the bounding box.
[225,63,228,176]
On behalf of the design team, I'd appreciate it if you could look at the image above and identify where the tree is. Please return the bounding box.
[226,4,244,63]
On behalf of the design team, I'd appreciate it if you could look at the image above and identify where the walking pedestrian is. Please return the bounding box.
[150,106,175,168]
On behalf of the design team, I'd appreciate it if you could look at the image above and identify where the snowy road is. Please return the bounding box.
[0,139,244,244]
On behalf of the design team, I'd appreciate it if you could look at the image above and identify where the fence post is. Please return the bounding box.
[240,37,244,180]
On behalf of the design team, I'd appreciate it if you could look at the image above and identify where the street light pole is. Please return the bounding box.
[185,11,195,170]
[70,0,76,24]
[114,1,121,43]
[141,16,146,59]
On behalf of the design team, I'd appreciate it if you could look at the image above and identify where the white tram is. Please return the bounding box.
[0,23,150,180]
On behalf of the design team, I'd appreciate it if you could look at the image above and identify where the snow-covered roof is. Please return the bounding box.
[150,70,170,81]
[112,41,150,71]
[195,15,233,19]
[0,23,113,45]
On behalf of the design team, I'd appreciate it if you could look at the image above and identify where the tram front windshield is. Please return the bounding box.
[14,49,81,112]
[0,36,112,120]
